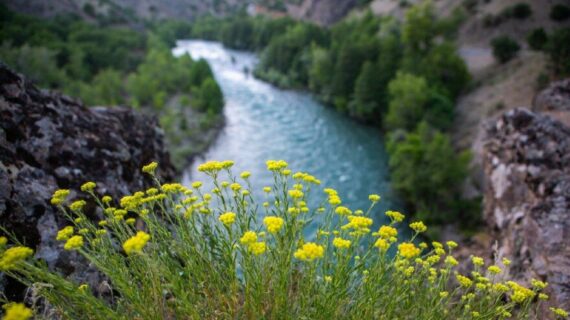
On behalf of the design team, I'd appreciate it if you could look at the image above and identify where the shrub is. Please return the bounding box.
[546,28,570,75]
[527,28,548,51]
[491,36,520,63]
[550,4,570,21]
[0,160,565,319]
[511,3,532,19]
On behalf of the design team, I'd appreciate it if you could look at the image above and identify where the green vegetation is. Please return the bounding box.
[550,4,570,22]
[527,28,548,51]
[0,5,224,168]
[189,2,474,229]
[545,28,570,75]
[491,36,520,63]
[0,161,564,319]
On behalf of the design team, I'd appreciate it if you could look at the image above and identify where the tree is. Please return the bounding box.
[546,28,570,75]
[491,36,520,63]
[550,4,570,21]
[349,61,383,119]
[527,28,548,51]
[386,122,471,225]
[402,0,437,53]
[384,72,430,131]
[196,77,224,114]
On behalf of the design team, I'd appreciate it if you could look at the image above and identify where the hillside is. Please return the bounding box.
[0,0,358,24]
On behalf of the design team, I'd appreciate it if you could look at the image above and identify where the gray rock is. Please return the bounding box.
[483,107,570,310]
[0,62,175,299]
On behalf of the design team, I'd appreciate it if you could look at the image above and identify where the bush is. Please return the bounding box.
[511,3,532,19]
[546,28,570,75]
[387,123,471,225]
[550,4,570,21]
[527,28,548,51]
[491,36,520,63]
[384,72,430,131]
[0,160,564,319]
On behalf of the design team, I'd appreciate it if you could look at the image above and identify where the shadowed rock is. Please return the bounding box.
[0,62,175,299]
[483,107,570,310]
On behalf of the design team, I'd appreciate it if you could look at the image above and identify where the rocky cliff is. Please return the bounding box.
[0,63,175,298]
[483,81,570,309]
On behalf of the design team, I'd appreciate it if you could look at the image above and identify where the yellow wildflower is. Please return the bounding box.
[539,293,549,300]
[409,221,427,233]
[101,195,112,203]
[368,194,381,202]
[550,308,568,318]
[249,242,266,255]
[141,162,158,174]
[240,231,257,245]
[378,225,398,239]
[191,181,202,189]
[240,171,251,179]
[263,216,284,233]
[342,216,373,235]
[0,237,7,247]
[69,200,86,211]
[502,257,511,266]
[386,210,405,222]
[123,231,150,255]
[2,303,33,320]
[56,226,74,241]
[332,237,351,249]
[398,242,420,259]
[334,206,351,216]
[445,256,458,266]
[219,212,236,226]
[230,183,241,191]
[64,236,83,251]
[288,189,303,199]
[440,291,449,298]
[471,256,484,266]
[374,238,390,251]
[456,274,473,288]
[487,265,502,274]
[126,218,136,225]
[294,242,325,261]
[531,278,548,290]
[80,182,96,192]
[446,241,458,249]
[50,189,70,206]
[263,186,271,193]
[266,160,288,171]
[0,247,34,270]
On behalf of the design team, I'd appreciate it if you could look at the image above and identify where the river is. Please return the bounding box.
[173,40,402,235]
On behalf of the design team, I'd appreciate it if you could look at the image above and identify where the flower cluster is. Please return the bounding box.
[263,216,284,234]
[294,242,324,261]
[123,231,150,255]
[0,246,34,271]
[1,160,567,320]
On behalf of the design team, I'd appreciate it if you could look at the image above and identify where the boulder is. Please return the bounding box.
[0,62,175,299]
[483,107,570,309]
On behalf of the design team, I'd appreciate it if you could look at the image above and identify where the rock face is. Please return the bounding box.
[288,0,358,26]
[483,107,570,309]
[0,63,175,298]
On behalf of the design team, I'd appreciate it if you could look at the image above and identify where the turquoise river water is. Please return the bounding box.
[173,40,402,235]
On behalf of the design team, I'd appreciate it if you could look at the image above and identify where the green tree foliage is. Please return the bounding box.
[257,22,329,86]
[546,28,570,75]
[510,3,532,19]
[0,43,67,88]
[384,72,430,131]
[527,28,548,51]
[491,36,520,63]
[196,78,224,114]
[550,4,570,21]
[402,0,437,53]
[387,122,471,225]
[349,61,383,119]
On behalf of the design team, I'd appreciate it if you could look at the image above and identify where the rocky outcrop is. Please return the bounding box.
[287,0,359,26]
[483,107,570,309]
[0,63,175,298]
